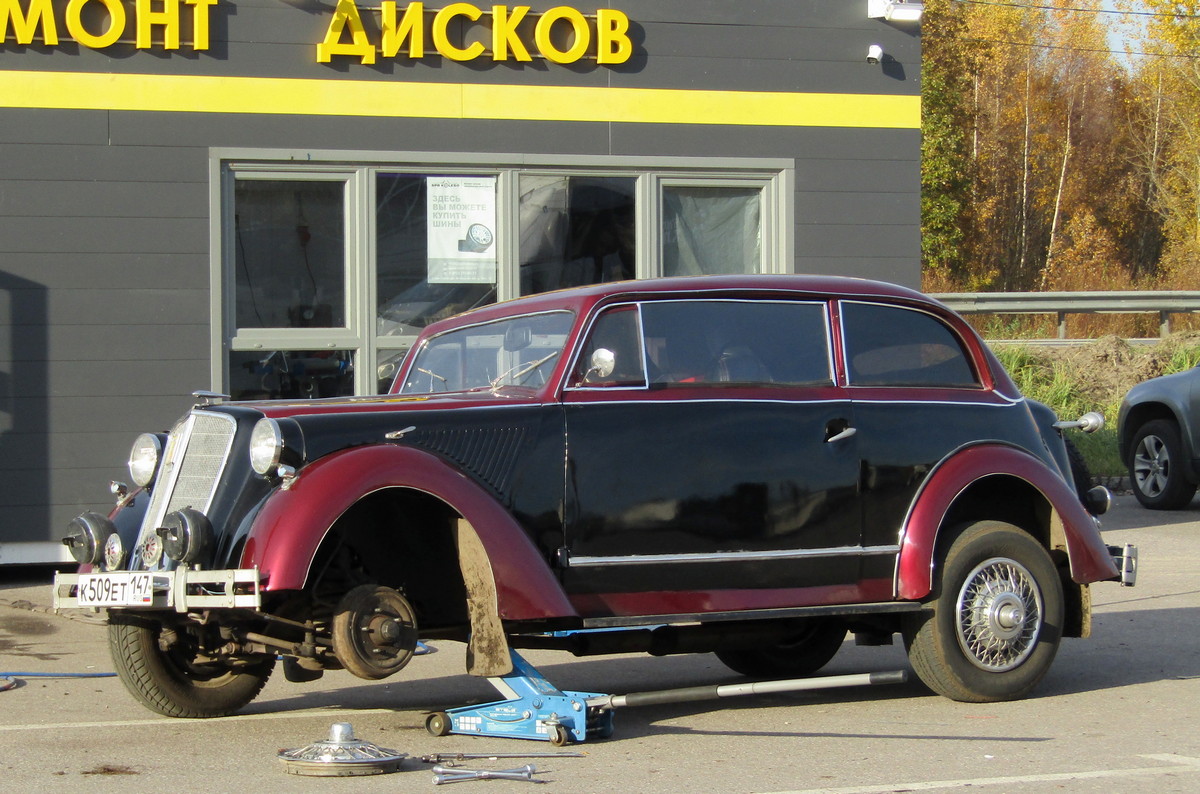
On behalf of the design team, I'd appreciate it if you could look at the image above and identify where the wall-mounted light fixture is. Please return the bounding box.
[867,0,924,22]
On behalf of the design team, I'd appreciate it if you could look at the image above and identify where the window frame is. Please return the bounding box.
[210,149,794,396]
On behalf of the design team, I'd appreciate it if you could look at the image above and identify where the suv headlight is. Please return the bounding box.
[128,433,165,488]
[249,418,284,475]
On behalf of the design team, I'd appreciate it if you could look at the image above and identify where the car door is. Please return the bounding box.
[559,297,868,617]
[837,300,1039,573]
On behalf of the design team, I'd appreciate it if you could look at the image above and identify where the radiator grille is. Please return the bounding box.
[136,411,236,568]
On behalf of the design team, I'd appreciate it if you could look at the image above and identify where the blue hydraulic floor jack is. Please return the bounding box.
[425,648,907,746]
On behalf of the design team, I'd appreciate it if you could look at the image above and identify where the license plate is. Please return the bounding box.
[76,572,158,607]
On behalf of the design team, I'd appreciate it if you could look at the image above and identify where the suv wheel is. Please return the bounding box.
[1128,419,1197,510]
[902,521,1063,702]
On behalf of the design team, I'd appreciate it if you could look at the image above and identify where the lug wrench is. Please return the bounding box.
[432,764,538,785]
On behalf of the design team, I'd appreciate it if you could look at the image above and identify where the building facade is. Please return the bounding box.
[0,0,922,563]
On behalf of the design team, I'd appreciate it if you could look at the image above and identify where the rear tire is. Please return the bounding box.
[902,522,1063,702]
[108,612,274,718]
[715,618,846,678]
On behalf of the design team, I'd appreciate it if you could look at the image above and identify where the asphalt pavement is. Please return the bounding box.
[2,494,1198,793]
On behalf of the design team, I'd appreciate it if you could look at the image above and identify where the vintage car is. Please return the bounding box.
[1118,365,1200,509]
[54,275,1135,721]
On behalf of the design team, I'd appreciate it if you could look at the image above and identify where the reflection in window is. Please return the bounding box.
[572,305,646,387]
[842,303,978,387]
[400,311,574,394]
[234,181,345,328]
[519,175,635,295]
[376,174,496,340]
[663,186,761,276]
[228,350,355,401]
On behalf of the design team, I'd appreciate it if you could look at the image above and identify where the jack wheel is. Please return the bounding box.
[548,725,571,747]
[425,711,452,737]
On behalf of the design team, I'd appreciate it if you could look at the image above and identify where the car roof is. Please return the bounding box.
[421,275,940,334]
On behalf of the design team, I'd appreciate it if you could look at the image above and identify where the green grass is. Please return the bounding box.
[992,339,1200,478]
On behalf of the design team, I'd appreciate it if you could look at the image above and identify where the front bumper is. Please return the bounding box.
[53,568,263,613]
[1108,543,1138,586]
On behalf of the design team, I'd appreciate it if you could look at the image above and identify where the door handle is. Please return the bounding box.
[825,426,857,444]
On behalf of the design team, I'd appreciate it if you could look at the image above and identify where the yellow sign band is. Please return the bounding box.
[1,70,921,128]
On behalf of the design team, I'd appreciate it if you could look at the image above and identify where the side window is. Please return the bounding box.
[639,300,831,387]
[842,303,978,388]
[572,305,647,387]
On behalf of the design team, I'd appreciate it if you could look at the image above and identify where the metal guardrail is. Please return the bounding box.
[930,291,1200,339]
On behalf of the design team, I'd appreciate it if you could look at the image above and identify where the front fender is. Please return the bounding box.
[896,444,1119,600]
[241,444,575,621]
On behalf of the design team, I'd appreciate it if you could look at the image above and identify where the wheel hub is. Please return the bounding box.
[955,558,1043,672]
[331,585,419,680]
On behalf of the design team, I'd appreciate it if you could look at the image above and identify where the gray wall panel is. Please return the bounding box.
[0,218,207,254]
[0,109,111,144]
[0,144,207,183]
[0,254,209,290]
[6,324,209,363]
[1,288,208,331]
[0,180,206,219]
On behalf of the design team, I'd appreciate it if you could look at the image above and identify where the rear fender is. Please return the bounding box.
[241,444,575,622]
[896,444,1119,601]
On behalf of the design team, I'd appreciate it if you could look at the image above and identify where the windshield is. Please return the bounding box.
[398,310,575,394]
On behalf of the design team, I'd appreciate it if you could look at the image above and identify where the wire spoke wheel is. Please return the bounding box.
[902,521,1063,702]
[955,558,1042,672]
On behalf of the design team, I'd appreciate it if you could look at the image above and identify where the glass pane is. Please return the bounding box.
[571,305,646,387]
[641,300,831,386]
[842,303,978,387]
[228,350,355,401]
[662,186,761,276]
[519,175,635,295]
[400,311,574,394]
[234,180,345,328]
[376,174,496,339]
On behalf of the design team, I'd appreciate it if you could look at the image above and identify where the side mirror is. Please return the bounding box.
[1053,411,1104,433]
[589,348,616,380]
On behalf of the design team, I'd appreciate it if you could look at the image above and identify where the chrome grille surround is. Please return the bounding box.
[134,410,237,570]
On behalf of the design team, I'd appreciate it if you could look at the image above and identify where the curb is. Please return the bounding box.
[0,595,108,625]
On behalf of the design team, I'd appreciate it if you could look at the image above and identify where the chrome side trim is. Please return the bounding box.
[568,544,900,568]
[579,601,921,629]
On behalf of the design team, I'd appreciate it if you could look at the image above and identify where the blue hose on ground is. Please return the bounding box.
[0,671,116,692]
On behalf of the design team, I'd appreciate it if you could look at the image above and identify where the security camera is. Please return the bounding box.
[867,44,883,64]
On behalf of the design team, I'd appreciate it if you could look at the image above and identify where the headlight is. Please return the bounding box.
[128,433,164,488]
[249,418,284,475]
[159,508,214,564]
[61,512,117,566]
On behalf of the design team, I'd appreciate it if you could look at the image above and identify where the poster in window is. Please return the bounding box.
[427,176,497,284]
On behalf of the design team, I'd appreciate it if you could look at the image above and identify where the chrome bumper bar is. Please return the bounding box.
[53,568,263,613]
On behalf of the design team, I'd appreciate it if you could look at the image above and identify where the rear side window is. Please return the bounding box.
[842,302,978,388]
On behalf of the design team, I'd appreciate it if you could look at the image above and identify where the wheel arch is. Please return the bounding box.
[241,444,575,624]
[1119,400,1187,462]
[896,444,1118,638]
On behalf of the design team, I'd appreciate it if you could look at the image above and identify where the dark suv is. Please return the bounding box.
[55,275,1134,721]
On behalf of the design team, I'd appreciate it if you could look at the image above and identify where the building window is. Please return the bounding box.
[662,185,763,276]
[215,152,791,397]
[518,175,636,295]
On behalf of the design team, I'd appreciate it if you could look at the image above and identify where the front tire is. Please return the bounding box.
[902,522,1063,703]
[1128,419,1197,510]
[108,612,274,718]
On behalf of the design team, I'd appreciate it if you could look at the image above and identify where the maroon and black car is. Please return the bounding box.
[54,275,1135,719]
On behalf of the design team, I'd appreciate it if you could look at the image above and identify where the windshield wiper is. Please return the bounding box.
[490,351,559,390]
[415,367,448,391]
